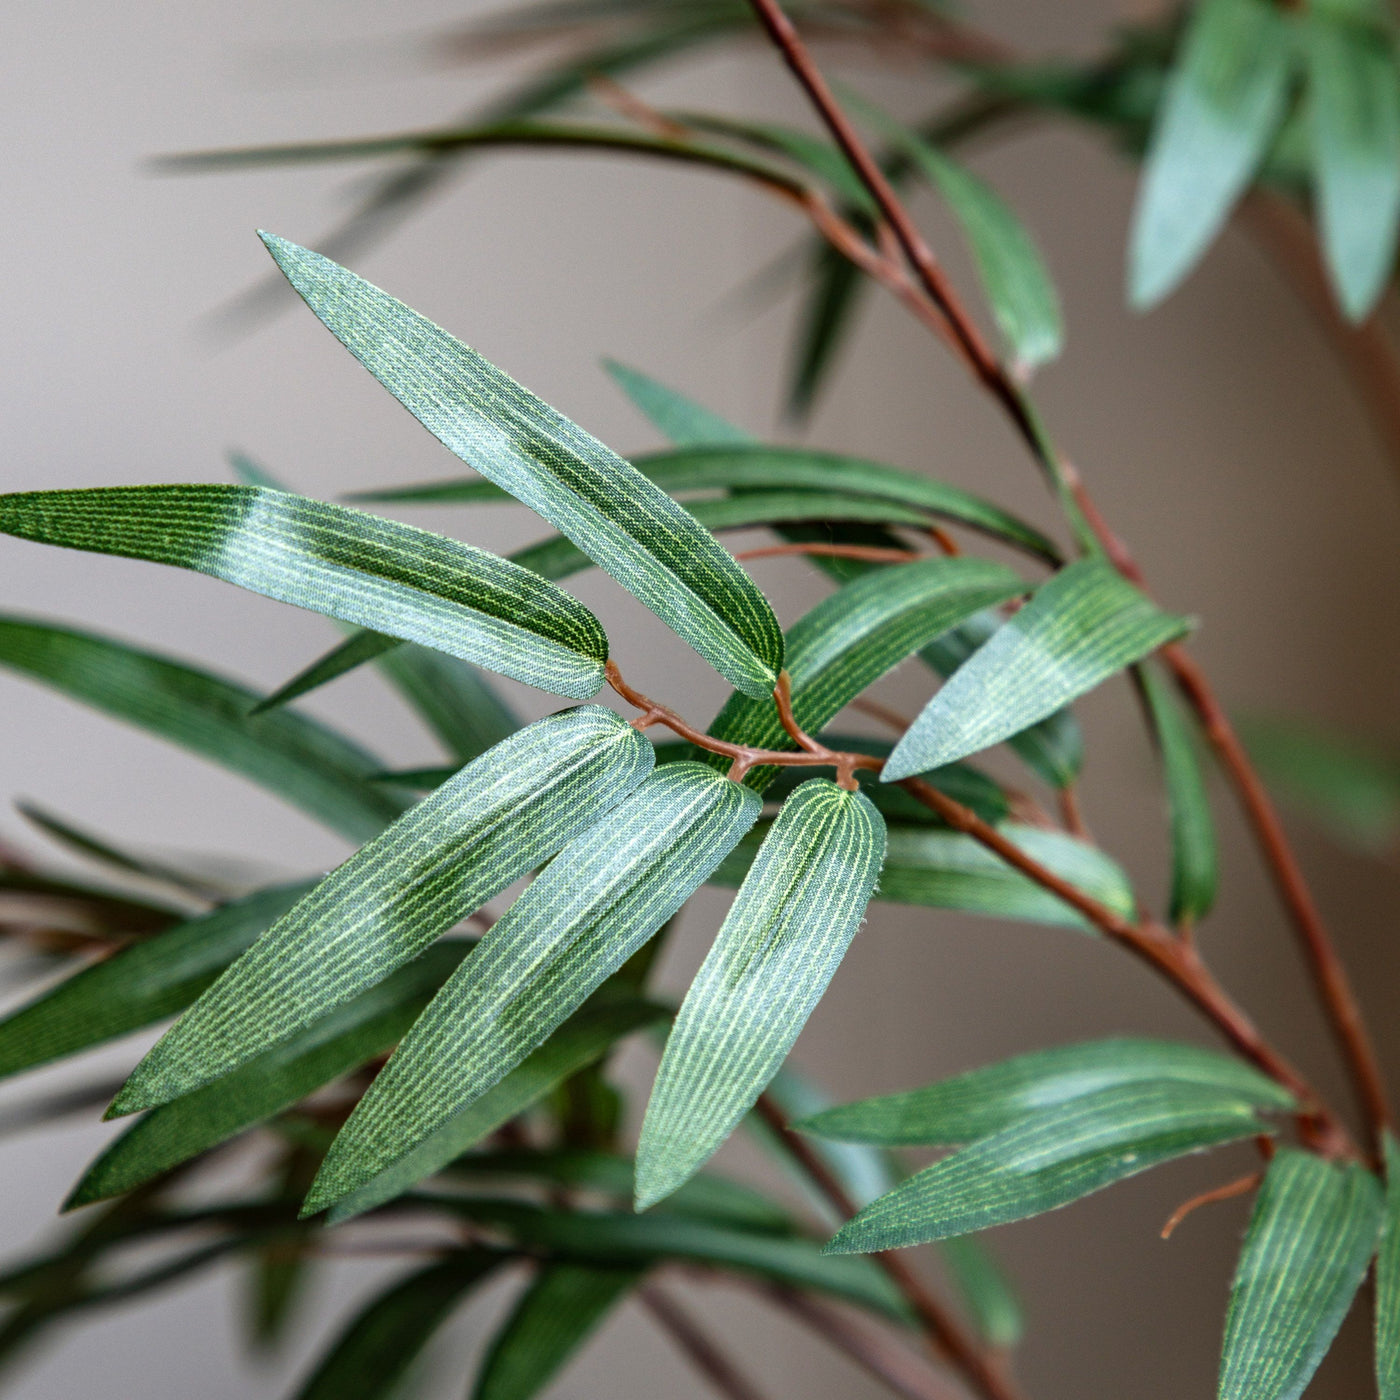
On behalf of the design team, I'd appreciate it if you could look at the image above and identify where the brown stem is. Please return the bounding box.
[1159,1171,1262,1240]
[754,1096,1024,1400]
[735,542,922,564]
[639,1284,774,1400]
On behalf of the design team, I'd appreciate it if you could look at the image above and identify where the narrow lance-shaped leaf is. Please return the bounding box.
[327,999,665,1224]
[111,707,653,1116]
[884,559,1191,780]
[637,781,886,1209]
[375,642,521,762]
[306,763,761,1212]
[1139,662,1218,926]
[827,1082,1269,1253]
[251,629,400,715]
[1375,1132,1400,1400]
[1129,0,1293,307]
[799,1037,1295,1147]
[474,1264,642,1400]
[0,486,607,699]
[1219,1149,1382,1400]
[65,941,473,1208]
[1306,9,1400,321]
[0,615,403,842]
[939,1237,1023,1350]
[602,358,752,447]
[261,234,784,697]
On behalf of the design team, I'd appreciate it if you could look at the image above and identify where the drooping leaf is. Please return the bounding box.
[306,763,760,1212]
[1219,1149,1382,1400]
[1129,0,1293,307]
[884,559,1190,780]
[110,707,652,1116]
[251,629,400,715]
[710,557,1027,790]
[473,1263,641,1400]
[0,615,403,842]
[0,883,312,1080]
[292,1254,507,1400]
[1375,1132,1400,1399]
[1138,662,1218,925]
[1306,8,1400,321]
[0,486,608,699]
[261,234,783,697]
[637,780,886,1209]
[66,942,473,1208]
[326,999,665,1223]
[602,358,752,447]
[826,1082,1268,1253]
[799,1037,1295,1147]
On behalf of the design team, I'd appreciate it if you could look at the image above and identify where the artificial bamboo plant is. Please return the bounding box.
[4,0,1400,1397]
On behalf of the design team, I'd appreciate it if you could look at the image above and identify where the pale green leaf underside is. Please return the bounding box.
[307,763,760,1211]
[826,1082,1267,1253]
[1220,1149,1382,1400]
[262,234,783,697]
[637,781,886,1209]
[884,559,1191,780]
[798,1037,1295,1147]
[112,707,653,1116]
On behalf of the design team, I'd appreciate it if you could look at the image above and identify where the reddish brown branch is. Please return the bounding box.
[735,542,922,564]
[640,1285,774,1400]
[1159,1171,1262,1240]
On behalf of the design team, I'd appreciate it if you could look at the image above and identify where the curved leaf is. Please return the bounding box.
[262,234,783,697]
[602,358,752,446]
[373,642,521,762]
[637,781,886,1209]
[252,629,399,715]
[111,707,653,1116]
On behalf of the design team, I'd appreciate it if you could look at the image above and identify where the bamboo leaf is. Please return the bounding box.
[262,234,784,697]
[0,486,607,699]
[1129,0,1293,307]
[306,763,760,1212]
[1219,1149,1382,1400]
[326,999,665,1223]
[65,942,473,1208]
[373,642,522,762]
[884,560,1190,780]
[1375,1132,1400,1399]
[1139,662,1219,925]
[790,245,867,419]
[473,1263,641,1400]
[1306,9,1400,321]
[799,1038,1295,1147]
[939,1236,1023,1350]
[251,630,400,714]
[826,1082,1268,1253]
[0,615,403,842]
[637,781,886,1209]
[0,883,313,1080]
[110,707,653,1116]
[602,358,752,446]
[292,1254,507,1400]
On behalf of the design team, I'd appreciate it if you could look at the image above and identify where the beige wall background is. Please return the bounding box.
[3,2,1399,1396]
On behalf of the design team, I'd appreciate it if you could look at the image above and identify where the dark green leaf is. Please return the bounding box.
[1129,0,1293,307]
[637,781,886,1208]
[111,707,652,1116]
[884,559,1190,780]
[799,1037,1295,1147]
[374,642,522,762]
[0,615,403,842]
[826,1082,1268,1252]
[1375,1132,1400,1399]
[603,358,752,446]
[251,629,400,715]
[790,244,867,419]
[474,1263,641,1400]
[1307,10,1400,320]
[262,234,784,697]
[1220,1149,1382,1400]
[0,486,607,699]
[307,763,759,1212]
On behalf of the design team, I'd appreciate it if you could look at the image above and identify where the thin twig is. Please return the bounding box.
[735,542,922,564]
[1159,1171,1262,1240]
[639,1284,775,1400]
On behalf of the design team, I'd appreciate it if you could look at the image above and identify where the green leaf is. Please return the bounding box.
[326,999,665,1223]
[307,763,760,1212]
[603,359,752,446]
[799,1037,1295,1147]
[637,780,886,1208]
[826,1082,1268,1253]
[710,557,1027,790]
[1375,1133,1400,1399]
[65,942,472,1208]
[790,244,867,419]
[374,642,522,762]
[0,615,403,842]
[1129,0,1293,307]
[1307,10,1400,321]
[1139,662,1219,925]
[292,1254,507,1400]
[251,629,400,715]
[884,559,1190,780]
[261,234,783,697]
[111,707,652,1116]
[1219,1149,1382,1400]
[473,1263,641,1400]
[939,1236,1023,1350]
[0,485,607,700]
[0,883,312,1080]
